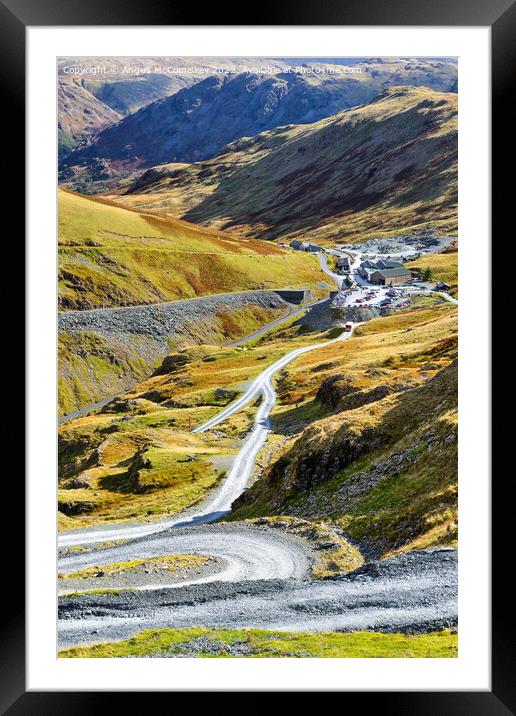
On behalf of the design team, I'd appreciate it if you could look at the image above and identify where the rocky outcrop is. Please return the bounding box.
[316,375,394,412]
[58,500,94,516]
[233,419,385,511]
[233,361,457,519]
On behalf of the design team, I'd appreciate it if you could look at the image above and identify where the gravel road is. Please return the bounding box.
[224,298,327,347]
[58,288,458,650]
[58,548,457,648]
[59,522,313,592]
[59,321,356,548]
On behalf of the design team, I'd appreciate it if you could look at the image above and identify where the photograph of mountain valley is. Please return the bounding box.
[57,56,458,659]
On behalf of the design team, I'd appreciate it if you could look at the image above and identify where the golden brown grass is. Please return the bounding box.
[405,251,458,296]
[58,189,323,310]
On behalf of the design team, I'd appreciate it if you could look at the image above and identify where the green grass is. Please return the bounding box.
[59,627,458,658]
[58,189,323,310]
[57,320,345,530]
[58,330,156,416]
[64,589,123,598]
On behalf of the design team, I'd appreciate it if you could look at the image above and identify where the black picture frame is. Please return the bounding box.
[6,0,508,710]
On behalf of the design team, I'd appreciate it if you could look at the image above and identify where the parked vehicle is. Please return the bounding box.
[344,322,353,332]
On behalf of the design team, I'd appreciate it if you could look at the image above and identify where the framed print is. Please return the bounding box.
[6,0,508,708]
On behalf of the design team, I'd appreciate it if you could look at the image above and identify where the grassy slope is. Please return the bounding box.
[59,627,457,658]
[58,302,290,416]
[229,303,458,558]
[59,301,457,561]
[117,86,457,244]
[58,327,333,530]
[406,250,458,296]
[58,189,323,310]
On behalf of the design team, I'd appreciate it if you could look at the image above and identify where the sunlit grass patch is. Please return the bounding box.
[59,627,458,658]
[60,554,208,580]
[406,252,458,296]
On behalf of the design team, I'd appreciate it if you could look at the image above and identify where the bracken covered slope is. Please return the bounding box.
[119,86,457,244]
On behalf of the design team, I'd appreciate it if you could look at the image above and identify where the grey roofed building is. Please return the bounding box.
[376,259,404,269]
[378,267,411,278]
[370,266,412,286]
[360,258,402,270]
[290,240,313,251]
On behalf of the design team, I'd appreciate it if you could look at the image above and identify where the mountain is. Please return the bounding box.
[59,58,457,190]
[119,86,458,244]
[57,57,291,160]
[58,79,123,158]
[58,189,322,310]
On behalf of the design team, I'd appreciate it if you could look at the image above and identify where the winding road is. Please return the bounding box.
[58,254,458,648]
[58,314,354,548]
[59,546,457,648]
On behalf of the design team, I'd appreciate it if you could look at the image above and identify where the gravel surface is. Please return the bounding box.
[58,321,355,548]
[58,548,457,648]
[58,286,457,650]
[59,290,292,352]
[59,522,314,590]
[59,556,225,595]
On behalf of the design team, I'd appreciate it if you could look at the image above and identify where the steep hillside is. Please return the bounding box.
[59,296,457,554]
[57,57,289,158]
[58,316,335,527]
[119,86,457,244]
[58,79,123,158]
[58,189,323,310]
[230,303,458,558]
[59,59,456,191]
[58,291,293,416]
